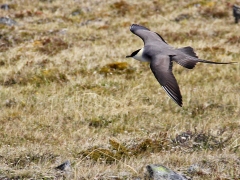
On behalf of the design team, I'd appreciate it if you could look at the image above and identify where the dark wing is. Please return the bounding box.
[150,55,182,107]
[130,24,167,44]
[155,32,168,44]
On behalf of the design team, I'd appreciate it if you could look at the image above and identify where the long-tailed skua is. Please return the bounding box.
[126,24,236,107]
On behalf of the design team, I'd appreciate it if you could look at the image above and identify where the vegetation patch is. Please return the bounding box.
[199,6,229,18]
[110,0,132,16]
[99,62,135,75]
[79,128,233,165]
[6,152,57,169]
[33,37,70,56]
[88,116,112,128]
[226,35,240,44]
[79,133,170,163]
[0,30,23,52]
[2,68,68,86]
[172,129,232,151]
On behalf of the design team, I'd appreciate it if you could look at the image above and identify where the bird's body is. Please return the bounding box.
[126,24,235,107]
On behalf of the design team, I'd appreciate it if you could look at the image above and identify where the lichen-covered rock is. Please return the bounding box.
[146,164,188,180]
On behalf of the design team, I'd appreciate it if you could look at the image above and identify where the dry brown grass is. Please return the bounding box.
[0,0,239,179]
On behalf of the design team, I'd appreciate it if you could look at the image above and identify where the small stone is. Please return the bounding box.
[55,160,71,171]
[1,4,9,10]
[0,17,17,26]
[233,5,240,23]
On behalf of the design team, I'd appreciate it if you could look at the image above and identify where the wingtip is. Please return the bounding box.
[176,101,183,107]
[130,24,150,31]
[172,99,183,107]
[162,85,183,107]
[130,24,138,30]
[130,24,138,27]
[175,99,183,107]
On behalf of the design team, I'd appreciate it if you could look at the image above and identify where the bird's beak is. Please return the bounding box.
[126,55,131,58]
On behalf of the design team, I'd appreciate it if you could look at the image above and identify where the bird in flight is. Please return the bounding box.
[126,24,235,107]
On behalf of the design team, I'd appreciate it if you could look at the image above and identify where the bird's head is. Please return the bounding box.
[126,49,141,58]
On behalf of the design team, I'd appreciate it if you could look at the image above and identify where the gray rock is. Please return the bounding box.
[55,160,71,171]
[233,5,240,23]
[0,17,17,26]
[1,4,9,10]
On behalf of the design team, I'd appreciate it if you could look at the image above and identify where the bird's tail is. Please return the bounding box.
[198,59,237,64]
